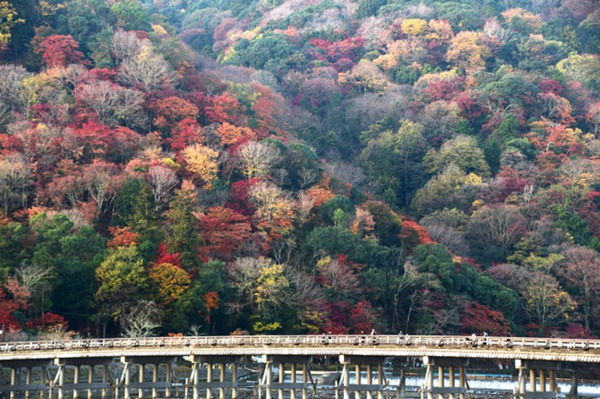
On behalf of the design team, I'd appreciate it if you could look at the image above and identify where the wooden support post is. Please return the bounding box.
[529,369,536,393]
[291,363,297,399]
[138,364,144,399]
[398,369,406,399]
[438,366,444,399]
[152,364,158,399]
[426,363,433,399]
[41,367,48,399]
[303,363,309,399]
[377,365,383,399]
[165,363,172,398]
[539,369,546,392]
[74,365,80,399]
[266,362,272,399]
[25,367,31,399]
[355,364,361,399]
[101,365,108,399]
[278,363,284,399]
[448,366,455,399]
[88,366,94,399]
[232,363,238,399]
[10,367,16,399]
[192,362,199,399]
[58,364,65,399]
[206,363,213,399]
[459,366,466,399]
[518,367,526,399]
[342,363,350,399]
[219,363,225,399]
[366,364,372,399]
[549,370,556,393]
[124,362,130,399]
[570,375,579,399]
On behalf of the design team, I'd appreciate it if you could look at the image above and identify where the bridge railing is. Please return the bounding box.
[2,335,600,353]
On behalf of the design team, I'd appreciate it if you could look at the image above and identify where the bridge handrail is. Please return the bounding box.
[2,335,600,353]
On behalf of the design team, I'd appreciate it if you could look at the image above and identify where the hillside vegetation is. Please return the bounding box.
[0,0,599,340]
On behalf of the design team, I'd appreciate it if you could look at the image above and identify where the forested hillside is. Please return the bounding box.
[0,0,599,340]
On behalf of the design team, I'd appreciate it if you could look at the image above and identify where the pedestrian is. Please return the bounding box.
[370,328,377,335]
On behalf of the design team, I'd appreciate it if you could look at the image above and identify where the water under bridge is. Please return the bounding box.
[1,334,599,399]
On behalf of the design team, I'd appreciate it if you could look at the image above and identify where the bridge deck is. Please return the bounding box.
[1,335,600,363]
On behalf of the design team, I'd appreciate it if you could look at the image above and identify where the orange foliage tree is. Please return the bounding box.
[198,206,252,261]
[151,96,199,130]
[215,122,256,147]
[148,262,191,306]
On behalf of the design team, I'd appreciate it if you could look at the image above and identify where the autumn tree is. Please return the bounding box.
[146,165,178,210]
[95,246,149,332]
[0,65,31,126]
[522,271,576,335]
[182,144,219,189]
[169,118,204,152]
[0,278,29,333]
[0,153,32,214]
[248,181,295,240]
[37,35,88,68]
[559,246,600,331]
[148,262,191,306]
[0,1,23,53]
[411,164,487,218]
[198,206,252,261]
[216,122,256,147]
[117,43,174,91]
[110,29,143,64]
[446,31,490,73]
[467,205,527,264]
[121,300,160,338]
[79,80,147,127]
[460,301,510,336]
[151,96,199,131]
[81,160,125,214]
[163,180,202,272]
[228,256,289,332]
[238,140,281,179]
[27,213,105,329]
[423,135,490,177]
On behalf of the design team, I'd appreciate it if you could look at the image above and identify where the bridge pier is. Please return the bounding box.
[257,355,314,399]
[0,359,53,399]
[188,355,242,399]
[118,356,177,399]
[338,355,387,399]
[514,360,560,399]
[421,357,469,399]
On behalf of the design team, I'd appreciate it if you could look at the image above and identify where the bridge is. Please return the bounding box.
[1,334,599,399]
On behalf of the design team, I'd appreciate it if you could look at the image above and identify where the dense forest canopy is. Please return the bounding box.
[0,0,599,340]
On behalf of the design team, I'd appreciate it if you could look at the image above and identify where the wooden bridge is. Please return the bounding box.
[1,334,599,399]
